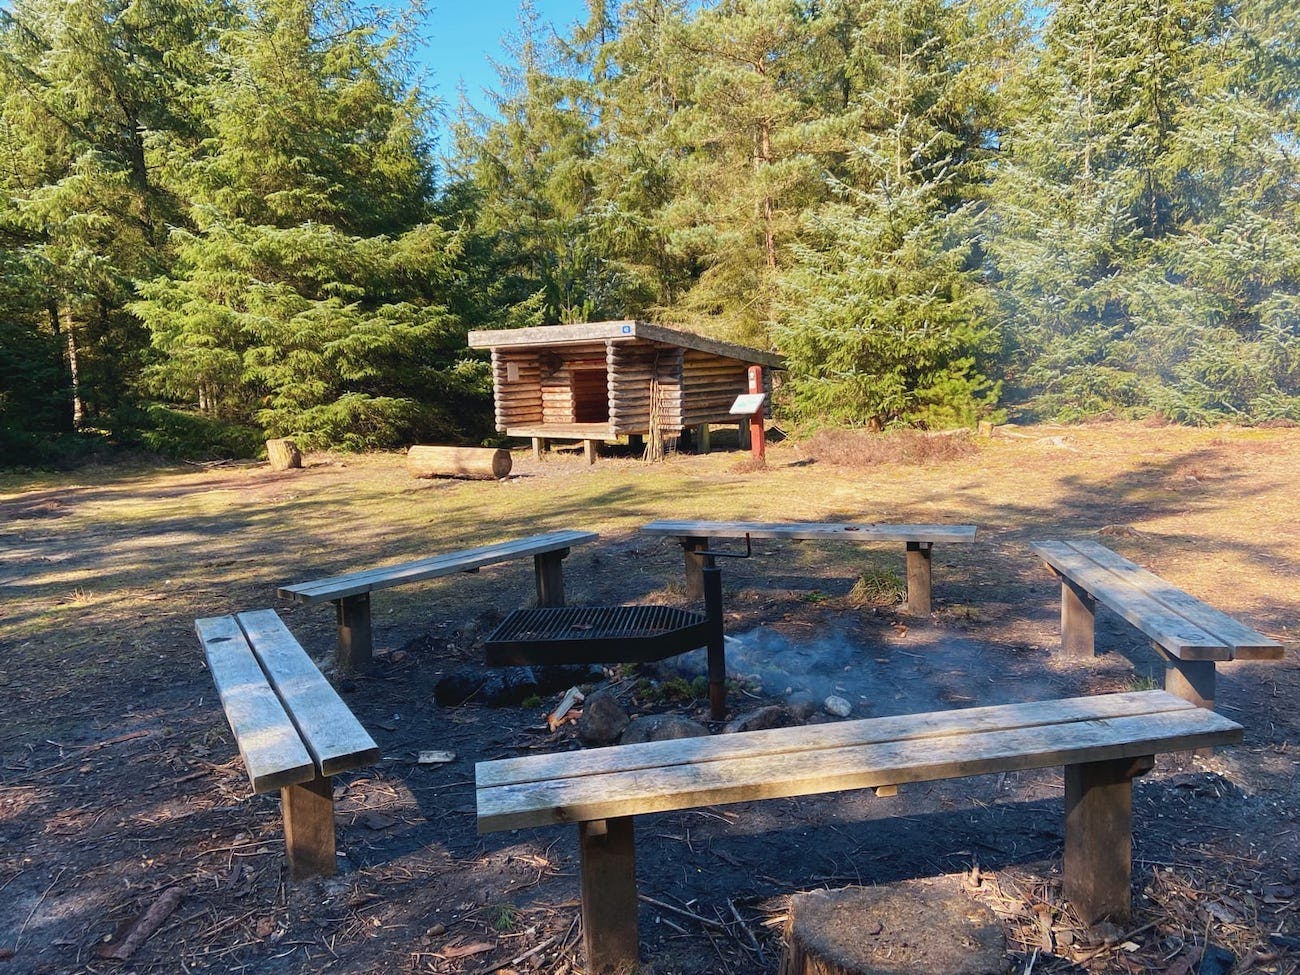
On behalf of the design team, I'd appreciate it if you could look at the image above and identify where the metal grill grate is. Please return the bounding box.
[489,605,703,643]
[483,604,715,666]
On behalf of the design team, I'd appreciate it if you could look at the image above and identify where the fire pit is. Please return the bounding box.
[482,542,747,719]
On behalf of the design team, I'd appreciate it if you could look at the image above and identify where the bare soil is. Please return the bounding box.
[1,422,1297,975]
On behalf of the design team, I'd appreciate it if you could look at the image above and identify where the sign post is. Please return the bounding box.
[729,366,767,463]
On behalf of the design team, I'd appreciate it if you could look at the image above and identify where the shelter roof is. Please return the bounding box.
[467,320,784,369]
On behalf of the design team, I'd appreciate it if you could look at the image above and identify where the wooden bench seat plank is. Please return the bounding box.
[278,530,598,603]
[478,706,1242,832]
[641,520,977,544]
[478,690,1195,790]
[1064,541,1282,660]
[1030,541,1229,659]
[235,610,380,776]
[196,615,315,794]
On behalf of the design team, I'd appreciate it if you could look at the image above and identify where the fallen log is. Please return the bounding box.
[407,445,512,480]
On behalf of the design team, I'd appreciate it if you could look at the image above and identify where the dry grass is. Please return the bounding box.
[800,428,980,467]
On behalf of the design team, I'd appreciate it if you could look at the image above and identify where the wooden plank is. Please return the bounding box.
[506,424,614,440]
[478,690,1193,789]
[1064,541,1283,659]
[278,530,599,603]
[236,610,380,776]
[469,320,784,369]
[478,706,1241,831]
[1030,541,1230,659]
[642,520,977,545]
[196,615,314,794]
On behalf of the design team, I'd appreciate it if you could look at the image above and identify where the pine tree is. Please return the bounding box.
[132,0,485,448]
[775,0,1006,428]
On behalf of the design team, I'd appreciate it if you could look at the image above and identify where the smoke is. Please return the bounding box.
[660,619,1061,717]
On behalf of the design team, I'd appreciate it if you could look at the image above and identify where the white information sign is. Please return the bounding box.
[729,393,768,415]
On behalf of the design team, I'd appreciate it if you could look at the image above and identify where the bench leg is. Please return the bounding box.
[905,542,933,616]
[282,774,335,881]
[1161,651,1217,756]
[1063,756,1151,923]
[334,594,372,672]
[534,548,570,608]
[580,817,639,974]
[1162,655,1215,711]
[1061,579,1096,658]
[680,537,707,603]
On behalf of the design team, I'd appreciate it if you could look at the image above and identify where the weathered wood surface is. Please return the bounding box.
[196,615,314,793]
[505,423,613,440]
[282,774,336,879]
[779,882,1009,975]
[905,541,932,616]
[580,818,639,973]
[407,445,512,480]
[235,609,379,775]
[1066,540,1282,658]
[1064,757,1149,922]
[469,319,784,369]
[278,530,598,603]
[477,691,1241,831]
[643,520,977,544]
[266,438,302,471]
[1031,540,1282,660]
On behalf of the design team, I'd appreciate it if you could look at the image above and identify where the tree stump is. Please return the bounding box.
[266,438,302,471]
[780,879,1009,975]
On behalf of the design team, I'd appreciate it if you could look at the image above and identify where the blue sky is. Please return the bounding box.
[415,2,591,115]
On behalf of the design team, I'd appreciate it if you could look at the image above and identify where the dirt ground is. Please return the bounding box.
[1,422,1297,975]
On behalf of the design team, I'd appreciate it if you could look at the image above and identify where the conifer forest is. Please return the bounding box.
[1,0,1297,463]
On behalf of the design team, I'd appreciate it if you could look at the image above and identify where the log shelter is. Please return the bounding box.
[467,320,783,461]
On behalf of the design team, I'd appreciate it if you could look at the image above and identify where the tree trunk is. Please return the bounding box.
[407,445,512,480]
[780,882,1008,975]
[266,439,303,471]
[59,302,84,429]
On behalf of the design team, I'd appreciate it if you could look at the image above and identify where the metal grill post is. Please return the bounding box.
[703,557,726,720]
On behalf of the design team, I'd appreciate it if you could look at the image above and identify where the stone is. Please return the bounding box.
[578,691,630,746]
[620,714,710,745]
[434,667,539,707]
[725,705,796,734]
[824,695,853,718]
[786,691,820,721]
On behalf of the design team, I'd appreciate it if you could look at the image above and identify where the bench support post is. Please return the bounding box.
[282,774,335,880]
[579,817,638,974]
[1060,578,1096,658]
[1161,654,1215,711]
[680,537,708,603]
[1064,756,1151,923]
[534,548,570,608]
[334,594,372,672]
[905,542,933,616]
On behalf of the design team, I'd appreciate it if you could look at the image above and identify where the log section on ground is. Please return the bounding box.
[407,445,512,480]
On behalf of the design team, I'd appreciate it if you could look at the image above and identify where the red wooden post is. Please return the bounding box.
[747,365,765,463]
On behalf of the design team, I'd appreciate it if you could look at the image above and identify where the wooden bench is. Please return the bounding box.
[1031,540,1283,710]
[196,609,379,880]
[278,529,598,671]
[640,520,977,614]
[477,689,1241,973]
